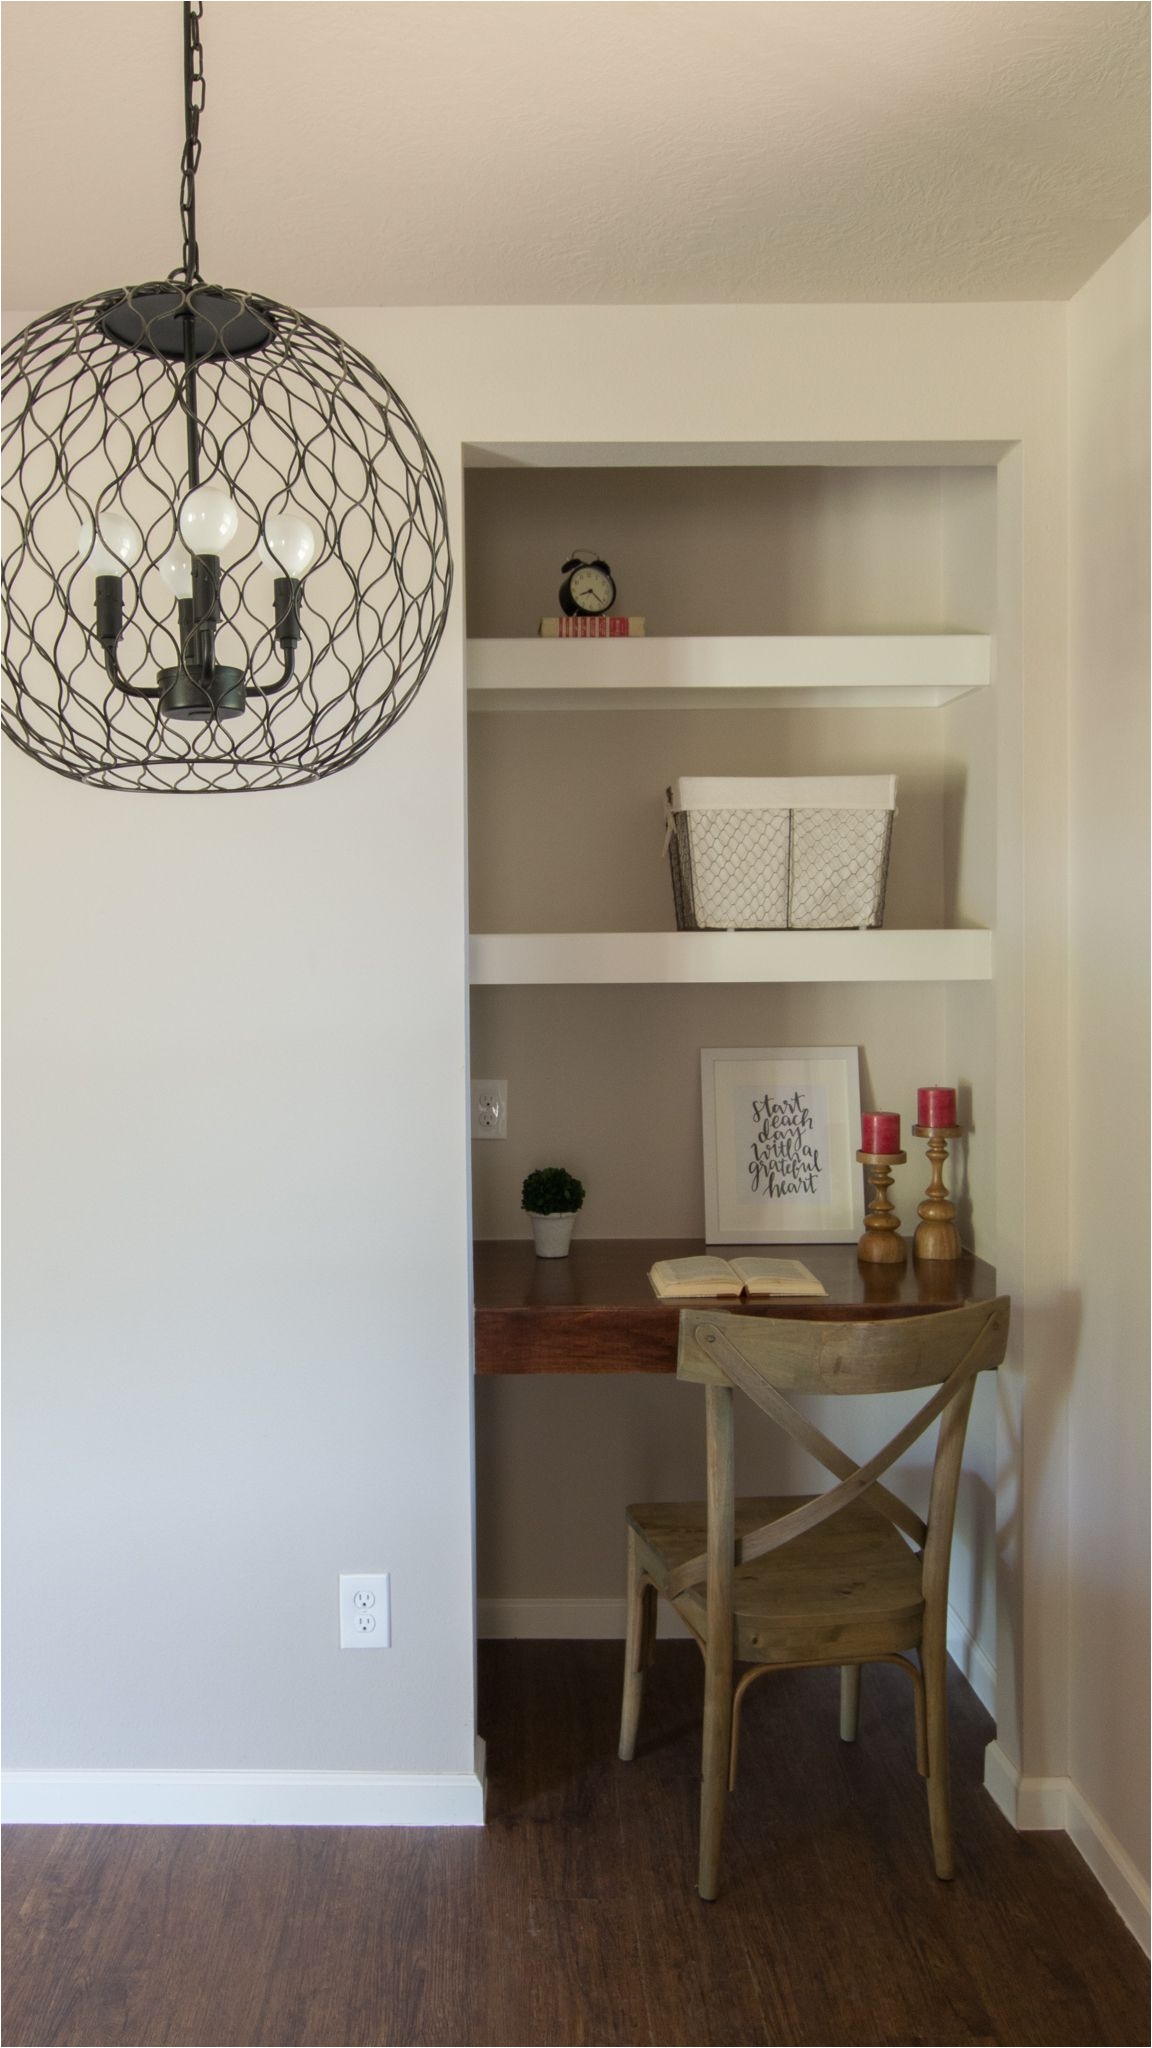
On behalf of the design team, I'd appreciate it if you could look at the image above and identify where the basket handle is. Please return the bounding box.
[662,788,678,860]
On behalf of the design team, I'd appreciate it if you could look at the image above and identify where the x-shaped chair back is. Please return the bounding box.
[672,1297,1011,1598]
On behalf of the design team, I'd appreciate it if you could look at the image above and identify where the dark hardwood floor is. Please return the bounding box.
[3,1642,1147,2047]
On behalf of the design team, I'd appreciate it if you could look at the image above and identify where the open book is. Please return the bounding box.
[648,1256,827,1301]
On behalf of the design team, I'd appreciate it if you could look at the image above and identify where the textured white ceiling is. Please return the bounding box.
[2,1,1148,309]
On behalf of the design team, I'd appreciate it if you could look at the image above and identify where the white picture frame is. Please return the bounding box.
[700,1046,864,1244]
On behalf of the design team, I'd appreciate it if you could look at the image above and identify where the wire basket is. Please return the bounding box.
[666,776,896,931]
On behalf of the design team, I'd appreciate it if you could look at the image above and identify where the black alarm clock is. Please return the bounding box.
[559,551,616,618]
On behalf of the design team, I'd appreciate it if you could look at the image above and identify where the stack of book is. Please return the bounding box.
[538,616,646,638]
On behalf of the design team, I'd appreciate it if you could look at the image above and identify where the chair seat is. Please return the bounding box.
[626,1495,925,1664]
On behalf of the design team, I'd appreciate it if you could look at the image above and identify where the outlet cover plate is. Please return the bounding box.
[339,1573,391,1649]
[471,1079,508,1141]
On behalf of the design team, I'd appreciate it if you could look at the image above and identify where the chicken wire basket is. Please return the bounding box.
[665,776,896,931]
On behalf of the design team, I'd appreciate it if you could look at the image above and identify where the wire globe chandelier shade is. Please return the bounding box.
[2,3,452,793]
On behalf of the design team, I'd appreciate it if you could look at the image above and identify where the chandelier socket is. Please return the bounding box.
[273,578,302,647]
[94,575,124,649]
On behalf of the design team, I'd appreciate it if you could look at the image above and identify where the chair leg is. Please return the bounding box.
[839,1663,861,1742]
[698,1649,733,1902]
[618,1530,656,1762]
[922,1621,954,1879]
[911,1660,929,1777]
[698,1383,735,1902]
[728,1672,748,1791]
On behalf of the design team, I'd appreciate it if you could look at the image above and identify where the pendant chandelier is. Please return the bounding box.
[2,2,452,794]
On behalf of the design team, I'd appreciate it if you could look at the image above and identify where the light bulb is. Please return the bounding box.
[76,509,142,579]
[159,542,194,601]
[260,510,321,579]
[179,483,239,557]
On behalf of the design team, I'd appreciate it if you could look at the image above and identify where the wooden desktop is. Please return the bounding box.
[474,1239,997,1374]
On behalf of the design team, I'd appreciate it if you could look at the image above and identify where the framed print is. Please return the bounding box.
[701,1046,864,1244]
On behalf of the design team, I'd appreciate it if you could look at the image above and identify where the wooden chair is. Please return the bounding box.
[618,1297,1010,1900]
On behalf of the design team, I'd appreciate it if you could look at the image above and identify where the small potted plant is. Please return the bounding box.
[521,1166,586,1259]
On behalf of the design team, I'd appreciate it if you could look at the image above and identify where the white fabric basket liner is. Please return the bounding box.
[671,775,897,813]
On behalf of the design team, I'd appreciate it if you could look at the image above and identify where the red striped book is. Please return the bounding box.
[538,616,646,638]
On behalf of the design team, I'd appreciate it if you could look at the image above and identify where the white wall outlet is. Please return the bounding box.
[471,1079,508,1141]
[339,1573,391,1649]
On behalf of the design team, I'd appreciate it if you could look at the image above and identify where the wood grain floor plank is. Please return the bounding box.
[3,1644,1147,2048]
[480,1639,633,1904]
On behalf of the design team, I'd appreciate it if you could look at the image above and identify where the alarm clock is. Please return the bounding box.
[559,551,616,618]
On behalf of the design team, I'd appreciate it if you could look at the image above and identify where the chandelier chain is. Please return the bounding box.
[174,0,206,286]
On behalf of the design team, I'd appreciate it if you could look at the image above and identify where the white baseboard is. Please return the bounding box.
[2,1765,486,1828]
[983,1738,1028,1827]
[1015,1769,1072,1832]
[983,1740,1080,1830]
[983,1742,1150,1955]
[1064,1782,1150,1955]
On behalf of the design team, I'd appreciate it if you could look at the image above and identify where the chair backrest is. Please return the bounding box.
[667,1298,1010,1599]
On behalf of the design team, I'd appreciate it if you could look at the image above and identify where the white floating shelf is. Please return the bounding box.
[469,930,993,987]
[466,634,991,711]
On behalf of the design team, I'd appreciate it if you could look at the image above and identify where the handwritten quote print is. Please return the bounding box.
[746,1087,824,1201]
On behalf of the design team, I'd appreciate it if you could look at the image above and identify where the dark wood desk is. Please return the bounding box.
[474,1239,997,1374]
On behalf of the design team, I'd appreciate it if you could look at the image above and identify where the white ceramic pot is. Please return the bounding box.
[528,1210,576,1259]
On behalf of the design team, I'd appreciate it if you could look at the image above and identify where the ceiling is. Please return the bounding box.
[2,2,1148,309]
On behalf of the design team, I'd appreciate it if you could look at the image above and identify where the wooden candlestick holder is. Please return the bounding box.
[855,1150,907,1263]
[911,1123,963,1261]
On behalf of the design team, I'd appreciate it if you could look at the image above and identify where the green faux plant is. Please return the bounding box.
[521,1167,586,1216]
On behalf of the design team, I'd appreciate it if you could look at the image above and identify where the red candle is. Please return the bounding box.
[917,1086,957,1129]
[862,1111,901,1154]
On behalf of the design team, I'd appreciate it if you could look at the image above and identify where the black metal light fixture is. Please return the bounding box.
[2,2,452,793]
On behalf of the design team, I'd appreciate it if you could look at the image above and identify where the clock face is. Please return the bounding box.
[569,565,614,615]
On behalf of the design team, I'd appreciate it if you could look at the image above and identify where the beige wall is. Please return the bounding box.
[471,981,945,1242]
[1067,221,1151,1888]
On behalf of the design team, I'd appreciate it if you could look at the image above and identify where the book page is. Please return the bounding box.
[648,1257,742,1300]
[728,1257,826,1297]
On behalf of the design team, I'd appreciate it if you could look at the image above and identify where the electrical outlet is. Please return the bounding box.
[471,1079,508,1141]
[339,1573,391,1649]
